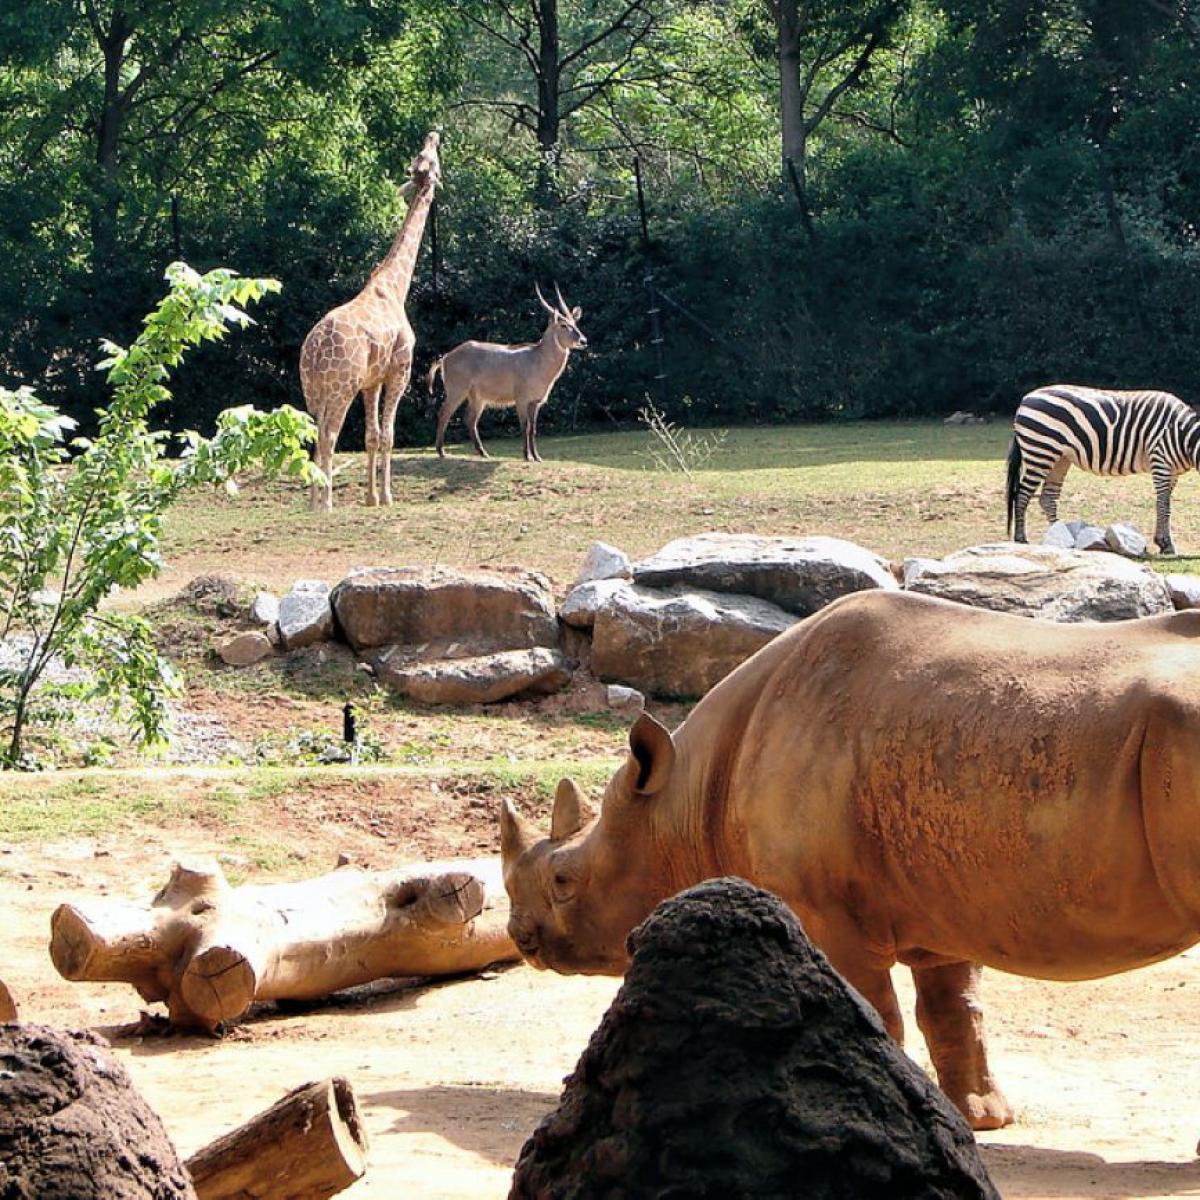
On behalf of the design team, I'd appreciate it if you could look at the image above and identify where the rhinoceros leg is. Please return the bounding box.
[913,959,1013,1131]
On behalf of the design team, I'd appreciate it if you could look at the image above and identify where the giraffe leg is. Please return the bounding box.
[435,385,468,458]
[1150,457,1178,554]
[313,426,336,513]
[362,384,383,506]
[913,960,1012,1130]
[380,358,411,506]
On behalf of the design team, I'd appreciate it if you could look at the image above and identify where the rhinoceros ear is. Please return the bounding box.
[499,797,538,865]
[550,778,591,841]
[628,712,675,796]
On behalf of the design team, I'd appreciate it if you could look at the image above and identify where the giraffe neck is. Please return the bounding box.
[369,183,435,307]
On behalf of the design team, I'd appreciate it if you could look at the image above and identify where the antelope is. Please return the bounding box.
[429,284,587,462]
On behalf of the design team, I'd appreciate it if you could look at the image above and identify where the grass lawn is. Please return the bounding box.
[5,417,1199,829]
[153,419,1200,603]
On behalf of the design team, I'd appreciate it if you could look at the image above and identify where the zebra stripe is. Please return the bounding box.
[1006,384,1200,555]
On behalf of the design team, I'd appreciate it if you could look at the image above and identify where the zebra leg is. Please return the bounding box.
[1151,461,1178,554]
[1037,459,1070,526]
[1013,464,1051,543]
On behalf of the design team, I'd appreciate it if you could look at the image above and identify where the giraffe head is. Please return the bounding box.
[536,282,588,353]
[408,131,441,193]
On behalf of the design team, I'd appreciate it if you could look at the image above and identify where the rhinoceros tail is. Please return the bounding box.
[1005,438,1021,538]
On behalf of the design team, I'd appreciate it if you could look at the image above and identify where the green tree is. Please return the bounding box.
[0,262,318,768]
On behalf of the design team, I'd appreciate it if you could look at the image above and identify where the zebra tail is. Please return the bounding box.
[1005,438,1021,537]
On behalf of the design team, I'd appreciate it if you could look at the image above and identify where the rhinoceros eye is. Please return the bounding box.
[551,870,575,903]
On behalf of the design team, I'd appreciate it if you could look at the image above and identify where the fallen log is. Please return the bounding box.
[0,978,16,1022]
[50,855,517,1030]
[185,1076,367,1200]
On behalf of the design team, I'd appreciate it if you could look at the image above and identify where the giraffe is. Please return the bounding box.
[300,131,441,511]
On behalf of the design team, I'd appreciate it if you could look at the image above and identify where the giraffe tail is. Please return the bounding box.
[1005,438,1021,538]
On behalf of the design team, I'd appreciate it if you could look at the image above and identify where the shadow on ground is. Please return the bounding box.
[365,1082,558,1165]
[981,1143,1200,1197]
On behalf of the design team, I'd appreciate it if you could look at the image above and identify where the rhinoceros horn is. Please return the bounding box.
[500,796,538,864]
[550,778,590,842]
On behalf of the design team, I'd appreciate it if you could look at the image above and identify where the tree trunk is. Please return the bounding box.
[185,1077,368,1200]
[535,0,563,204]
[50,856,517,1031]
[91,9,131,281]
[775,0,806,183]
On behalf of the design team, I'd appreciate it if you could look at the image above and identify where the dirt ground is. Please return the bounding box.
[3,812,1199,1200]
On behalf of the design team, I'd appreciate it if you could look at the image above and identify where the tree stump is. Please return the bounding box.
[0,978,16,1022]
[50,855,517,1031]
[186,1076,368,1200]
[0,1023,196,1198]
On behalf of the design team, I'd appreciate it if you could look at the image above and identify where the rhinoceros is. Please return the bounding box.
[500,588,1200,1131]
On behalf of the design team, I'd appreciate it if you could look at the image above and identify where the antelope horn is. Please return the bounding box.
[553,282,572,318]
[535,282,558,318]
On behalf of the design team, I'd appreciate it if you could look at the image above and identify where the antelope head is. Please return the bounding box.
[536,283,587,353]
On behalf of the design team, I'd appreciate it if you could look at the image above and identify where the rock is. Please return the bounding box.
[217,630,274,666]
[1105,522,1148,558]
[605,684,644,711]
[372,646,572,705]
[575,542,632,585]
[510,878,999,1200]
[944,410,987,426]
[592,585,796,699]
[1166,574,1200,610]
[559,578,630,629]
[277,579,334,649]
[332,566,559,653]
[0,1024,196,1198]
[1072,525,1107,552]
[249,590,280,626]
[0,978,15,1021]
[901,556,940,588]
[1042,521,1076,549]
[632,533,897,617]
[902,543,1172,622]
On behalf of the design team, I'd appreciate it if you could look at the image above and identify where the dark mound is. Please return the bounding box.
[510,878,999,1200]
[0,1024,196,1199]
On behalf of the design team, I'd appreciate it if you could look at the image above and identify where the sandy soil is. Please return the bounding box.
[3,820,1199,1200]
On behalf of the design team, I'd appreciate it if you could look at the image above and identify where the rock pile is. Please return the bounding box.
[510,878,1000,1200]
[0,1024,196,1199]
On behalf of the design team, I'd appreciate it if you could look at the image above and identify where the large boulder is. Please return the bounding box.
[574,542,632,585]
[371,646,572,705]
[278,579,334,649]
[510,878,999,1200]
[591,584,796,699]
[902,543,1172,622]
[332,566,559,653]
[559,578,629,629]
[632,533,898,616]
[0,1024,196,1199]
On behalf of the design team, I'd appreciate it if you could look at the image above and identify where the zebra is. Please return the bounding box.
[1006,384,1200,555]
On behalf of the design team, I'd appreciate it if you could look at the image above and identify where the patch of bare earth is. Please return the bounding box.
[3,793,1200,1199]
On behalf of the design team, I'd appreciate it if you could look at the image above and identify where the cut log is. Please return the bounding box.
[50,855,517,1030]
[0,978,16,1022]
[186,1076,367,1200]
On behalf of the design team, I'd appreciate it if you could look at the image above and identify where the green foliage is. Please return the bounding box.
[2,0,1200,448]
[0,263,319,767]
